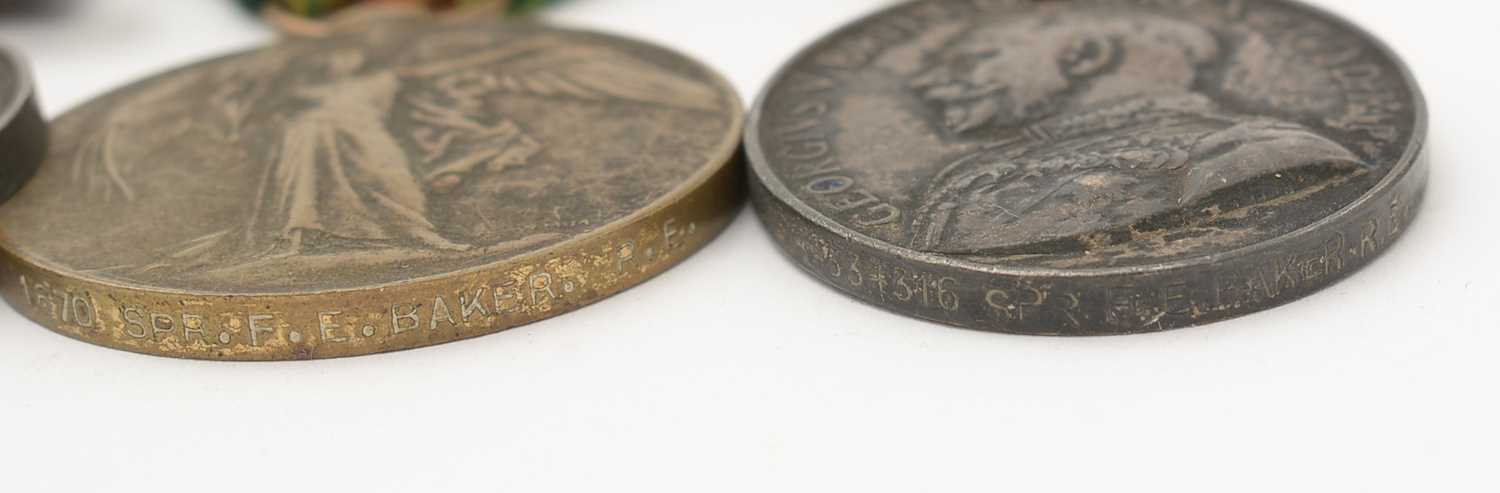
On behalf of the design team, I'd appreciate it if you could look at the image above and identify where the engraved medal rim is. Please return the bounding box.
[744,0,1428,279]
[0,23,747,298]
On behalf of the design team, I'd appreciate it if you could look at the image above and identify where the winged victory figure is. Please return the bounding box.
[77,34,722,273]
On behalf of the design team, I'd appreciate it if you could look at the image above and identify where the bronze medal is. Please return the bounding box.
[0,19,744,359]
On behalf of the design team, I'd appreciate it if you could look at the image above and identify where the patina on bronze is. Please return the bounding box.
[0,19,744,360]
[0,44,44,204]
[748,0,1426,335]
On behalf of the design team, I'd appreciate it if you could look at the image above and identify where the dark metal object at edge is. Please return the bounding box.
[0,45,44,204]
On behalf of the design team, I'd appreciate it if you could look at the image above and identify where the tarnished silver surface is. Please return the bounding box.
[748,0,1427,335]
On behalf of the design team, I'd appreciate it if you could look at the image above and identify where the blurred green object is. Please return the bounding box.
[506,0,554,14]
[275,0,353,17]
[236,0,558,17]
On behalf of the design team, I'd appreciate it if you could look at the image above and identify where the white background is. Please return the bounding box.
[1,0,1495,491]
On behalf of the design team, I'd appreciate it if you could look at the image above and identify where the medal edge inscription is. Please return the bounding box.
[750,149,1425,335]
[0,149,745,361]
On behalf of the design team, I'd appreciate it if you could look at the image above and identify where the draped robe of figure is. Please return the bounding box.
[254,71,462,253]
[67,39,726,277]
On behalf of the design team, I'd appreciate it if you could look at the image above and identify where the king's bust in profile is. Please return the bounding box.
[907,12,1369,255]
